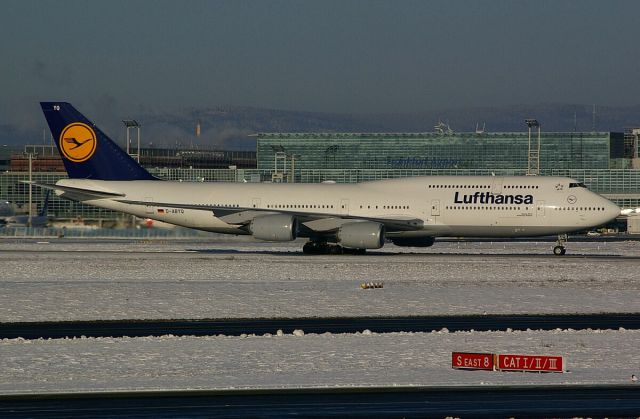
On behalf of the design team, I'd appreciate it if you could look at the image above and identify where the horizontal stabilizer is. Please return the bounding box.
[25,182,125,200]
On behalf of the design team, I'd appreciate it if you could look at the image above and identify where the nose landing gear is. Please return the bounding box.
[553,234,567,256]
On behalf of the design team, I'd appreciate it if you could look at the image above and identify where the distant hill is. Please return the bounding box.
[138,103,640,151]
[4,103,640,150]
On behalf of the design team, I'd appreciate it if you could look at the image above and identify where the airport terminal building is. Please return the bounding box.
[256,131,640,208]
[257,132,618,171]
[1,129,639,221]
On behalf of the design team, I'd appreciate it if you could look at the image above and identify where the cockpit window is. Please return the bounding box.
[569,182,586,188]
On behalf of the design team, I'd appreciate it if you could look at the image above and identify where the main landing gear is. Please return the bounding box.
[302,241,366,255]
[553,234,567,256]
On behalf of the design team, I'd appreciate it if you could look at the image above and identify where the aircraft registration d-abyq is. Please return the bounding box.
[36,102,621,255]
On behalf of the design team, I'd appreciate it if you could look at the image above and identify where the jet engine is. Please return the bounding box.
[338,222,385,249]
[390,236,436,247]
[250,214,298,241]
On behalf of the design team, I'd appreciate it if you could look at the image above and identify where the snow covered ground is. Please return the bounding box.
[0,238,638,321]
[0,238,639,393]
[1,329,639,394]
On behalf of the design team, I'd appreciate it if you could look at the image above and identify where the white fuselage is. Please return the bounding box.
[55,176,620,238]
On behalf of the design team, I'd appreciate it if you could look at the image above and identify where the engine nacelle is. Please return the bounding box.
[338,222,385,249]
[250,214,298,241]
[390,236,436,247]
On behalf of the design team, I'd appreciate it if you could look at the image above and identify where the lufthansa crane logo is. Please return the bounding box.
[59,123,97,162]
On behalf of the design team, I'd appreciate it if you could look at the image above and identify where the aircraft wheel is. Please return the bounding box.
[302,242,312,254]
[303,242,321,255]
[329,245,344,255]
[553,245,566,256]
[344,248,366,255]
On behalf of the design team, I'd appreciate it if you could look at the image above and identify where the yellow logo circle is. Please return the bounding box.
[59,123,97,162]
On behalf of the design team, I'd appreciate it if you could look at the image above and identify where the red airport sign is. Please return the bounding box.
[452,352,494,371]
[496,354,564,373]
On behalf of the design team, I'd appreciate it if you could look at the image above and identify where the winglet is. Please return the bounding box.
[40,102,156,180]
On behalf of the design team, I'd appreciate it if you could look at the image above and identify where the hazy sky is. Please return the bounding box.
[2,0,640,137]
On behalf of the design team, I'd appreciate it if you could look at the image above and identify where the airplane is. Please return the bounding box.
[2,191,51,228]
[35,102,621,255]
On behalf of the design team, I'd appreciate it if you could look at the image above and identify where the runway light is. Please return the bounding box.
[360,282,384,289]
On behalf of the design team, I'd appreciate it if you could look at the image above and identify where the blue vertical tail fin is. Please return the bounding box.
[40,102,156,180]
[38,190,50,217]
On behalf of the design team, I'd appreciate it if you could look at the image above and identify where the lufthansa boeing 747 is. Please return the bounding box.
[36,102,620,255]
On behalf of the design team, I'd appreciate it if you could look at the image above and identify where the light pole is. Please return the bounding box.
[525,119,540,176]
[23,150,37,228]
[122,119,141,162]
[123,120,140,228]
[289,154,299,183]
[273,151,286,182]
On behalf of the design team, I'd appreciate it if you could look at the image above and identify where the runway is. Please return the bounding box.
[2,236,640,259]
[1,238,639,322]
[2,313,640,339]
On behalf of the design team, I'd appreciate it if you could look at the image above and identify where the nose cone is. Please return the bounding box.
[604,200,621,223]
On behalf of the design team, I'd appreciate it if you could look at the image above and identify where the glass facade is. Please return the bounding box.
[0,169,259,220]
[0,147,20,172]
[10,145,256,171]
[257,132,615,171]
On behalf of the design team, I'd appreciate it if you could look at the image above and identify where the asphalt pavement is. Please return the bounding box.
[1,385,638,418]
[1,313,639,339]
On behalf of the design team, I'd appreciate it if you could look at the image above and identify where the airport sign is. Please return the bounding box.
[451,352,494,371]
[496,354,564,373]
[453,352,565,373]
